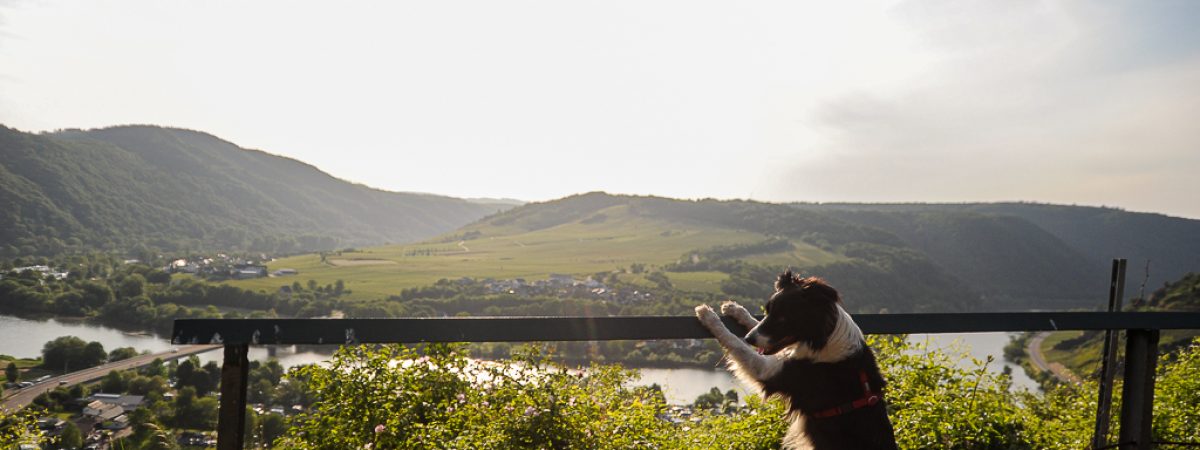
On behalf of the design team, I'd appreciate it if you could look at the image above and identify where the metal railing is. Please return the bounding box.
[173,310,1200,450]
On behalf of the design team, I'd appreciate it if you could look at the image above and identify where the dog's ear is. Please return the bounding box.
[800,277,842,303]
[775,269,799,291]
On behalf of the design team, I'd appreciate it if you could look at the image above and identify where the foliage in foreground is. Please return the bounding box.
[877,336,1094,449]
[1154,337,1200,444]
[0,407,45,448]
[278,337,1200,450]
[280,345,668,449]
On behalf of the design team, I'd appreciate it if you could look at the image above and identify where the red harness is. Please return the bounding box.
[810,370,882,419]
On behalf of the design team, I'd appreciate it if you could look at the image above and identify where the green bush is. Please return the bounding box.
[281,344,674,449]
[877,336,1094,449]
[279,337,1200,449]
[0,407,46,448]
[1154,338,1200,444]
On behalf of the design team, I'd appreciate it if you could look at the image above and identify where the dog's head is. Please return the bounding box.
[743,270,841,355]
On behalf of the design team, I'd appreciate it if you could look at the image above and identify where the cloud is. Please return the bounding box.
[774,1,1200,218]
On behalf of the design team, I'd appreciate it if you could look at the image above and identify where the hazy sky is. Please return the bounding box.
[2,1,1198,218]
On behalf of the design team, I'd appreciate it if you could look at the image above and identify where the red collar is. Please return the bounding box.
[810,370,882,419]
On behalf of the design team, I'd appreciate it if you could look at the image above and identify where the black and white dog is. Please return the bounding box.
[695,271,898,450]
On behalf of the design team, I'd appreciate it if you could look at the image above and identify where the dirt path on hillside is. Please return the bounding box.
[328,259,397,266]
[1027,332,1081,384]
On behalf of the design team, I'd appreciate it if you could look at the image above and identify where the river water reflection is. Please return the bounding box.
[0,315,1038,404]
[0,315,173,358]
[633,333,1039,404]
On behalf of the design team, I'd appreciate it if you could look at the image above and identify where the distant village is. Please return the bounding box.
[1,255,298,283]
[30,393,183,449]
[468,274,655,304]
[161,254,297,281]
[3,255,671,308]
[1,265,71,281]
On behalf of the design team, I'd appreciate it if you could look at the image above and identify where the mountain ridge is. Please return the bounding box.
[0,124,503,255]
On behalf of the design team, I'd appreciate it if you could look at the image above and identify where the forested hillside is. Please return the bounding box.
[0,125,502,256]
[799,202,1200,303]
[810,209,1102,304]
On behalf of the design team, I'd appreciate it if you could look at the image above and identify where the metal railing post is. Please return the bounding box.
[217,344,250,450]
[1117,329,1159,450]
[1094,258,1127,449]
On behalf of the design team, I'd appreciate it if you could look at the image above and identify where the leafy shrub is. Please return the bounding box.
[281,344,678,449]
[1154,338,1200,444]
[0,407,47,448]
[279,337,1200,449]
[876,336,1094,449]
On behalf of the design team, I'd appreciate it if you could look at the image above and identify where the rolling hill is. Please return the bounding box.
[231,194,1200,314]
[230,193,981,313]
[0,125,505,255]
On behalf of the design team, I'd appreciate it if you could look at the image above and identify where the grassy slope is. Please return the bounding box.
[1038,331,1098,377]
[227,203,843,299]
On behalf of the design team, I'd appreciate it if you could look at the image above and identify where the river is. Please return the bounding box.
[635,333,1040,403]
[0,315,1038,404]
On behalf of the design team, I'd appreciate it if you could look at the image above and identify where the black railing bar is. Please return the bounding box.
[174,312,1200,346]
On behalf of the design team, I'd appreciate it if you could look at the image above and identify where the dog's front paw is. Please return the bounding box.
[721,300,759,328]
[720,300,746,316]
[695,304,722,328]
